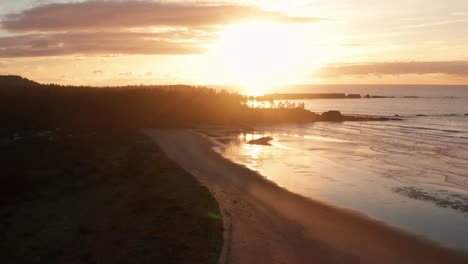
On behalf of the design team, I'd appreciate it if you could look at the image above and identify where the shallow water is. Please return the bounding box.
[202,86,468,251]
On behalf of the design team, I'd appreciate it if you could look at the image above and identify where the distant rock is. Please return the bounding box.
[321,110,343,121]
[369,95,395,98]
[416,114,427,117]
[248,136,274,146]
[363,94,395,98]
[403,96,419,98]
[320,110,392,122]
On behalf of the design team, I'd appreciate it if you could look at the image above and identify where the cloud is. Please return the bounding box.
[318,61,468,77]
[320,43,362,47]
[0,31,208,57]
[2,1,328,32]
[402,18,468,29]
[0,1,327,58]
[451,11,468,16]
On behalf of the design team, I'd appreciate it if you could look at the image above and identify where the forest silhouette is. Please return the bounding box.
[1,75,318,133]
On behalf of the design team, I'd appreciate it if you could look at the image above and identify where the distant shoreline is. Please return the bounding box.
[257,93,398,99]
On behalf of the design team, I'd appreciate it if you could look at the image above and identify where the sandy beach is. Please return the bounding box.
[146,129,467,264]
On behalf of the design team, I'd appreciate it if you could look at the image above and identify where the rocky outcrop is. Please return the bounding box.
[248,136,274,145]
[320,111,391,122]
[320,110,343,121]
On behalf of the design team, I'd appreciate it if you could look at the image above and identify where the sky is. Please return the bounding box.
[1,0,468,92]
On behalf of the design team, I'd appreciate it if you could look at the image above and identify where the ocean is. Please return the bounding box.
[204,85,468,251]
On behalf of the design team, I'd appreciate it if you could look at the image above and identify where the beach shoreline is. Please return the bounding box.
[146,128,467,264]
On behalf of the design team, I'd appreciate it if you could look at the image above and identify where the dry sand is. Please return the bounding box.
[145,129,467,264]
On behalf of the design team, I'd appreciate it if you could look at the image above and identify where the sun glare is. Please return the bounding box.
[216,22,299,96]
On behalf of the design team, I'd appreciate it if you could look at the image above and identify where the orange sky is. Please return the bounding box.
[1,0,467,92]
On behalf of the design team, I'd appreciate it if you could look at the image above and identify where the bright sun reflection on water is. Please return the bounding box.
[237,133,272,171]
[245,100,274,108]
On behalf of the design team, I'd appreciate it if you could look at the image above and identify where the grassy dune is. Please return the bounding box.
[0,129,223,264]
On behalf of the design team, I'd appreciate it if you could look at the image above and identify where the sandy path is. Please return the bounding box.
[145,129,467,264]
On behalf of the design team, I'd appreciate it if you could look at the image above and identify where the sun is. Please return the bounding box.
[216,22,299,96]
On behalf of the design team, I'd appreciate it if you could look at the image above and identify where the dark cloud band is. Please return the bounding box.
[0,32,207,57]
[2,1,327,32]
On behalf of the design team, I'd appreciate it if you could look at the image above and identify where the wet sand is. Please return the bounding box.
[145,129,468,264]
